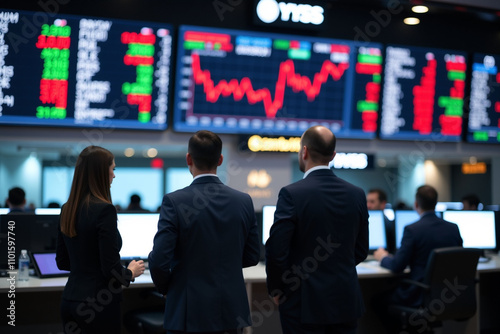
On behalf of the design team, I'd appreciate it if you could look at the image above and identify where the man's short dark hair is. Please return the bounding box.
[302,126,336,164]
[368,189,387,203]
[188,130,222,171]
[461,194,480,208]
[8,187,26,206]
[130,194,141,204]
[415,185,438,211]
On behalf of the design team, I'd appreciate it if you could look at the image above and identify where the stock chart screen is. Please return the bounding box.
[173,25,383,138]
[468,53,500,143]
[0,10,172,130]
[380,45,467,141]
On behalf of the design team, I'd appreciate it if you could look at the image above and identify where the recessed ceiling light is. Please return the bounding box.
[147,148,158,158]
[412,5,429,14]
[124,148,135,157]
[404,17,420,25]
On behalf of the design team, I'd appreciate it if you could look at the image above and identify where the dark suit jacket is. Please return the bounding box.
[148,176,260,332]
[265,168,369,324]
[56,200,133,302]
[380,211,463,306]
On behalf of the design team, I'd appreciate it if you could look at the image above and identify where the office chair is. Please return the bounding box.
[124,290,166,334]
[388,247,481,334]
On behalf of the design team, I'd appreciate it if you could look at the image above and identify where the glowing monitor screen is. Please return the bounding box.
[435,202,463,212]
[395,210,420,249]
[262,205,276,245]
[368,210,386,250]
[117,213,159,260]
[35,208,62,215]
[442,211,496,249]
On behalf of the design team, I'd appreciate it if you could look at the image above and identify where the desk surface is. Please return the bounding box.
[2,255,499,292]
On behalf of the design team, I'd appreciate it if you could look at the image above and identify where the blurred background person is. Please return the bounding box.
[6,186,27,213]
[461,194,480,210]
[126,193,149,212]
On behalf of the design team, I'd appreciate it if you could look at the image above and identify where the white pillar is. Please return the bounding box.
[396,155,425,208]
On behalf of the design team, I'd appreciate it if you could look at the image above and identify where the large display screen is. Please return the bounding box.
[117,213,159,260]
[442,211,496,249]
[380,45,467,141]
[0,9,172,130]
[173,25,383,138]
[468,53,500,143]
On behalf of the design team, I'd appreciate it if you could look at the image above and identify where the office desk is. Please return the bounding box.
[0,261,392,295]
[1,256,499,334]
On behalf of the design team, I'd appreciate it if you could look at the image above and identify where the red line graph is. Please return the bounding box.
[191,53,349,118]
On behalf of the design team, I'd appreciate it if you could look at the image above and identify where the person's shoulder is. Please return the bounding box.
[410,213,442,229]
[224,184,252,199]
[281,177,308,192]
[88,200,116,214]
[330,175,366,197]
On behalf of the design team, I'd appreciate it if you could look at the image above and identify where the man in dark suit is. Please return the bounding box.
[148,130,260,334]
[265,125,369,334]
[373,185,463,332]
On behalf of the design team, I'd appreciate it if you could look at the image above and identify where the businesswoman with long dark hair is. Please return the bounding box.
[56,145,145,333]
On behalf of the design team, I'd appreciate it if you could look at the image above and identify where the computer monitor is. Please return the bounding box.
[435,202,464,212]
[394,210,420,249]
[117,213,159,260]
[368,210,387,251]
[35,208,61,215]
[261,205,276,245]
[0,208,10,215]
[442,211,497,250]
[0,214,59,269]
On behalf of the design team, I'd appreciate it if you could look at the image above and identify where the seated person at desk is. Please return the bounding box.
[6,187,27,213]
[367,188,395,254]
[461,193,480,211]
[126,194,149,212]
[373,185,463,333]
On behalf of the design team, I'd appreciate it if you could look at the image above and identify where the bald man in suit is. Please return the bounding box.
[266,125,369,334]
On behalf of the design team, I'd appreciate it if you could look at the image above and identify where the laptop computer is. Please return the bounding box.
[30,251,70,278]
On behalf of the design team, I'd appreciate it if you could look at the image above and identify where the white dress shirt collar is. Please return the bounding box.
[193,173,218,181]
[303,165,331,179]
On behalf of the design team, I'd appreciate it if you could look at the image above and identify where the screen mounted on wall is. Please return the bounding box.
[0,9,172,130]
[173,25,383,138]
[380,45,467,141]
[468,53,500,144]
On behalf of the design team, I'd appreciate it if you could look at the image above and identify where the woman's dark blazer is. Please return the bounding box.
[56,200,133,302]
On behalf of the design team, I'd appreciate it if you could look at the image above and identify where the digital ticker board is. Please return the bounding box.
[0,10,172,130]
[468,53,500,143]
[380,45,467,141]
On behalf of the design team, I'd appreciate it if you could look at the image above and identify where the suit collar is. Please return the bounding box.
[304,168,335,178]
[191,175,222,185]
[420,211,437,219]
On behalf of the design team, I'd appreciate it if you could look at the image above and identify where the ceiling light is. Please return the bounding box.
[404,17,420,25]
[147,148,158,158]
[124,148,135,157]
[412,5,429,14]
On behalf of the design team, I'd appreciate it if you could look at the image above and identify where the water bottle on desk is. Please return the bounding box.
[18,249,30,281]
